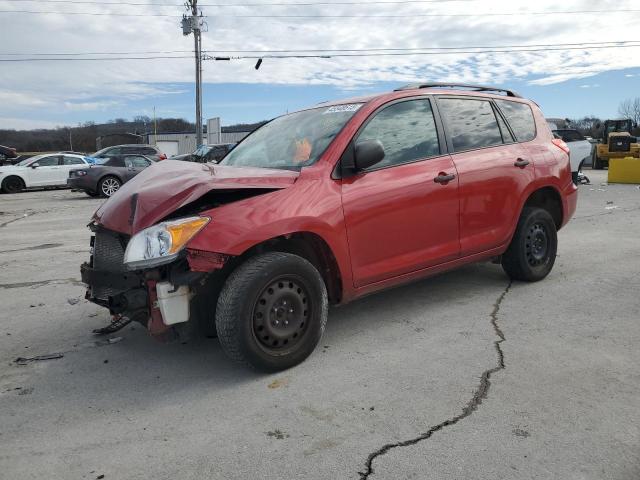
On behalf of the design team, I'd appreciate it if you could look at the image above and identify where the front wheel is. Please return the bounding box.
[215,252,328,372]
[501,207,557,282]
[1,176,25,194]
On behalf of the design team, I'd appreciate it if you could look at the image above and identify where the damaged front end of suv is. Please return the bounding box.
[80,160,298,340]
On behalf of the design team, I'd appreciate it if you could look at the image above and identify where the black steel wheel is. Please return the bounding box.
[252,276,311,354]
[1,176,25,194]
[502,207,557,282]
[216,252,328,371]
[525,222,549,267]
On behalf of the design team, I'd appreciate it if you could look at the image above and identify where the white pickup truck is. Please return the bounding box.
[551,129,594,173]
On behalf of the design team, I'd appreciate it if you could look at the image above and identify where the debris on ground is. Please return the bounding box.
[92,337,123,348]
[14,353,64,365]
[67,298,80,305]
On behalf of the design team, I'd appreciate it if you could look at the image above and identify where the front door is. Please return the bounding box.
[26,155,61,186]
[341,98,460,288]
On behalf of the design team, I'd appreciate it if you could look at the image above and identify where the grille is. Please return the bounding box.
[93,230,128,300]
[609,136,632,152]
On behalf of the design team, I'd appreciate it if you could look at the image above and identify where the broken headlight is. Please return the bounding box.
[123,216,209,269]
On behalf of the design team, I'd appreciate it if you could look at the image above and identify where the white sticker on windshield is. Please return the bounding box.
[323,104,362,114]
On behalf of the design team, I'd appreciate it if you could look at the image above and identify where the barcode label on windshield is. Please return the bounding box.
[323,104,362,114]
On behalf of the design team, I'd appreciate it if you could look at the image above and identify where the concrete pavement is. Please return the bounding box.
[0,170,638,479]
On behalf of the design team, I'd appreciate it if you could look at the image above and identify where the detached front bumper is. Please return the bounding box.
[81,226,209,337]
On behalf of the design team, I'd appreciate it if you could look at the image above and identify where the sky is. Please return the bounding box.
[1,0,640,130]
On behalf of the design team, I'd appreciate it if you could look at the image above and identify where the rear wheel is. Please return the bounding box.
[215,252,328,372]
[502,207,557,282]
[1,176,25,194]
[99,176,121,198]
[592,151,603,170]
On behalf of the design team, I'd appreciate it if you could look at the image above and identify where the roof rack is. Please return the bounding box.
[394,82,521,98]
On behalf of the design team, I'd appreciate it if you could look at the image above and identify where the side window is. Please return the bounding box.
[131,156,151,167]
[356,99,440,169]
[63,156,84,165]
[106,157,125,167]
[141,147,156,155]
[495,100,536,142]
[494,107,514,143]
[438,98,503,152]
[35,156,59,167]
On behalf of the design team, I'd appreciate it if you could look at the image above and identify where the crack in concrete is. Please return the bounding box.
[0,278,83,289]
[358,281,512,479]
[0,212,35,228]
[0,243,63,254]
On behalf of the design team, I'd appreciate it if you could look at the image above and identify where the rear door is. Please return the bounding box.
[61,156,87,183]
[437,97,535,256]
[341,97,460,287]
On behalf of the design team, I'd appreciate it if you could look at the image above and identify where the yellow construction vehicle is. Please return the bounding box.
[592,119,639,169]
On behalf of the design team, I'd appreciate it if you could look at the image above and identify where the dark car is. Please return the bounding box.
[0,145,19,165]
[87,144,166,163]
[68,154,154,197]
[171,143,235,163]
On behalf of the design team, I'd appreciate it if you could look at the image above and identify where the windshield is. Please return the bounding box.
[194,145,211,157]
[605,120,631,134]
[92,147,112,157]
[16,155,44,166]
[220,104,362,170]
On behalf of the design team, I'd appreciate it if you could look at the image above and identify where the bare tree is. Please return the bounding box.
[618,98,640,125]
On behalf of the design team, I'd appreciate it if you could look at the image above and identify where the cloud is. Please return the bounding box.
[1,0,640,127]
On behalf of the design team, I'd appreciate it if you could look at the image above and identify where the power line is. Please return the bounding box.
[2,8,640,17]
[3,42,640,62]
[0,50,194,55]
[0,0,477,5]
[203,41,640,54]
[4,41,639,56]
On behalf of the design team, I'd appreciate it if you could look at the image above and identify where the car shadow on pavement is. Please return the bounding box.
[6,261,512,414]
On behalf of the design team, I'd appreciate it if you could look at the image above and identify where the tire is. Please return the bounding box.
[501,207,557,282]
[85,190,100,197]
[215,252,328,372]
[592,152,603,170]
[1,176,25,194]
[98,176,121,198]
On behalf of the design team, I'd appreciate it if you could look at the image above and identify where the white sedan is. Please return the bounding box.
[0,153,90,193]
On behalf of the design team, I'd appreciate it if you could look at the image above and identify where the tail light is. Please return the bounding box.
[159,153,167,160]
[552,138,570,155]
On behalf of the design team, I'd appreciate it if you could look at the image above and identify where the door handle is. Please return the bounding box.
[514,158,530,167]
[434,173,456,184]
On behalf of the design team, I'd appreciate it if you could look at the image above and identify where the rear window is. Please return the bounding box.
[495,100,536,142]
[438,98,503,152]
[141,147,157,155]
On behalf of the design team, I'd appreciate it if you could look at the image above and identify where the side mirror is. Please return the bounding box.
[31,163,39,168]
[354,139,385,170]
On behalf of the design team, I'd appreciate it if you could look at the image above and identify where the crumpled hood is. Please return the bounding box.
[94,160,299,235]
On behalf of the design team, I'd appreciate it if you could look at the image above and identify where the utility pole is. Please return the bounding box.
[182,1,203,146]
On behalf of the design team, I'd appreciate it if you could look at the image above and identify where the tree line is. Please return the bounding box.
[0,116,266,153]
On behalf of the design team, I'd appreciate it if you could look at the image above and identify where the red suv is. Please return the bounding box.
[81,83,577,371]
